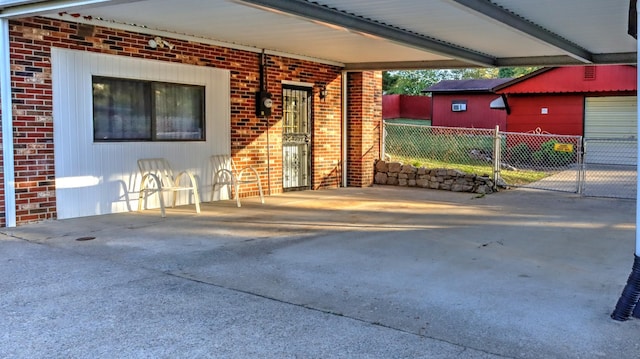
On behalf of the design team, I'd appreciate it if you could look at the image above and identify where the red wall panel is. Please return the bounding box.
[382,95,431,120]
[432,93,507,129]
[505,94,584,135]
[399,95,431,120]
[382,94,400,119]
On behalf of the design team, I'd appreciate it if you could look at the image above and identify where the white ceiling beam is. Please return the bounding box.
[0,0,140,19]
[449,0,594,64]
[237,0,497,67]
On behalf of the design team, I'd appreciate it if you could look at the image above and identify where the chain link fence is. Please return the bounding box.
[383,123,496,170]
[381,122,615,196]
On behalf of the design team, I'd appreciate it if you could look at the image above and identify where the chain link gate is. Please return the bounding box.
[500,129,583,193]
[582,138,637,199]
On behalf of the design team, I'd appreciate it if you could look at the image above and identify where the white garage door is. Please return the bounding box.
[584,96,637,165]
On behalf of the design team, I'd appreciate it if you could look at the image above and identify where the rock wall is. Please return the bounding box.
[374,160,495,194]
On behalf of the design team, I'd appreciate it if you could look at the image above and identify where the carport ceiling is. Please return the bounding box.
[1,0,637,70]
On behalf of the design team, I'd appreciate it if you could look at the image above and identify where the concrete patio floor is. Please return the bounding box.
[1,186,639,358]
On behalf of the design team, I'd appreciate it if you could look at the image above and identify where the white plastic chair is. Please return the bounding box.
[211,155,264,207]
[137,158,201,217]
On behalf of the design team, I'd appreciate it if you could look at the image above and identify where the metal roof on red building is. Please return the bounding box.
[494,65,637,94]
[423,78,513,93]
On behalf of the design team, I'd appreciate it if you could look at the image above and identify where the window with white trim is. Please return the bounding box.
[92,76,205,141]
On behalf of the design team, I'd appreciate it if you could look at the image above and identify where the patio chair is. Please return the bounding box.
[211,154,264,207]
[137,158,201,217]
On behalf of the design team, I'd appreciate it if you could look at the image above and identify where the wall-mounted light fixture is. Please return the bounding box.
[148,36,174,50]
[319,86,327,100]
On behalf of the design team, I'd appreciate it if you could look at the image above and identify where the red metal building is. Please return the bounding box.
[424,78,512,129]
[494,65,637,136]
[388,65,636,137]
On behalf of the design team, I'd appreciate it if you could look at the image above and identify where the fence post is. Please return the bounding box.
[492,125,501,190]
[577,137,584,195]
[381,121,387,161]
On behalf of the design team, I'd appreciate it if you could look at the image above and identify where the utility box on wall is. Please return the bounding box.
[256,91,273,117]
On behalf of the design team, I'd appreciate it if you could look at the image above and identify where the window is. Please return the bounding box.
[451,100,467,112]
[92,76,205,141]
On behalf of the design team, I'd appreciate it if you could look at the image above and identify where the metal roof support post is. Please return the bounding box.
[341,70,348,187]
[611,1,640,321]
[0,18,16,227]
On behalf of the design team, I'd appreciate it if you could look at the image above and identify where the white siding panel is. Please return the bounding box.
[52,48,231,219]
[584,96,637,165]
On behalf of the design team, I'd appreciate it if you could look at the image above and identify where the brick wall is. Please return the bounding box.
[347,71,383,187]
[2,16,359,225]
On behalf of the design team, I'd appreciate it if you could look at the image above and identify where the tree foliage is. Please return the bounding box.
[383,67,538,95]
[498,66,539,79]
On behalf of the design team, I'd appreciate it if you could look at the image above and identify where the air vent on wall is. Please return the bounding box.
[584,66,596,81]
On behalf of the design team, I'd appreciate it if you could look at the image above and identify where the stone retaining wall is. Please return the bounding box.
[374,160,495,194]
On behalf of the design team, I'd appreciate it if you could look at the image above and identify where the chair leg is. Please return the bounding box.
[192,187,201,214]
[212,181,239,207]
[138,189,145,212]
[138,189,166,217]
[158,191,166,218]
[234,182,241,207]
[257,181,265,204]
[228,185,234,205]
[211,182,228,202]
[211,182,226,202]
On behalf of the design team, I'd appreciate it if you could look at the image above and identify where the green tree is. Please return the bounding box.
[498,67,539,78]
[383,67,538,95]
[382,71,399,92]
[382,70,442,95]
[498,67,516,78]
[459,68,499,79]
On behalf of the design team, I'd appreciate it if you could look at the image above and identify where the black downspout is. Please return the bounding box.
[611,255,640,321]
[259,50,266,92]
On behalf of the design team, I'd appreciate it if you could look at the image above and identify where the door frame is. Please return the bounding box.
[281,84,314,191]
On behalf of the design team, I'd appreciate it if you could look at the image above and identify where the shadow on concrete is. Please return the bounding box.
[1,186,638,358]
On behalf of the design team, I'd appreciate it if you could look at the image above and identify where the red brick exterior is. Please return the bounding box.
[347,71,382,187]
[0,16,385,226]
